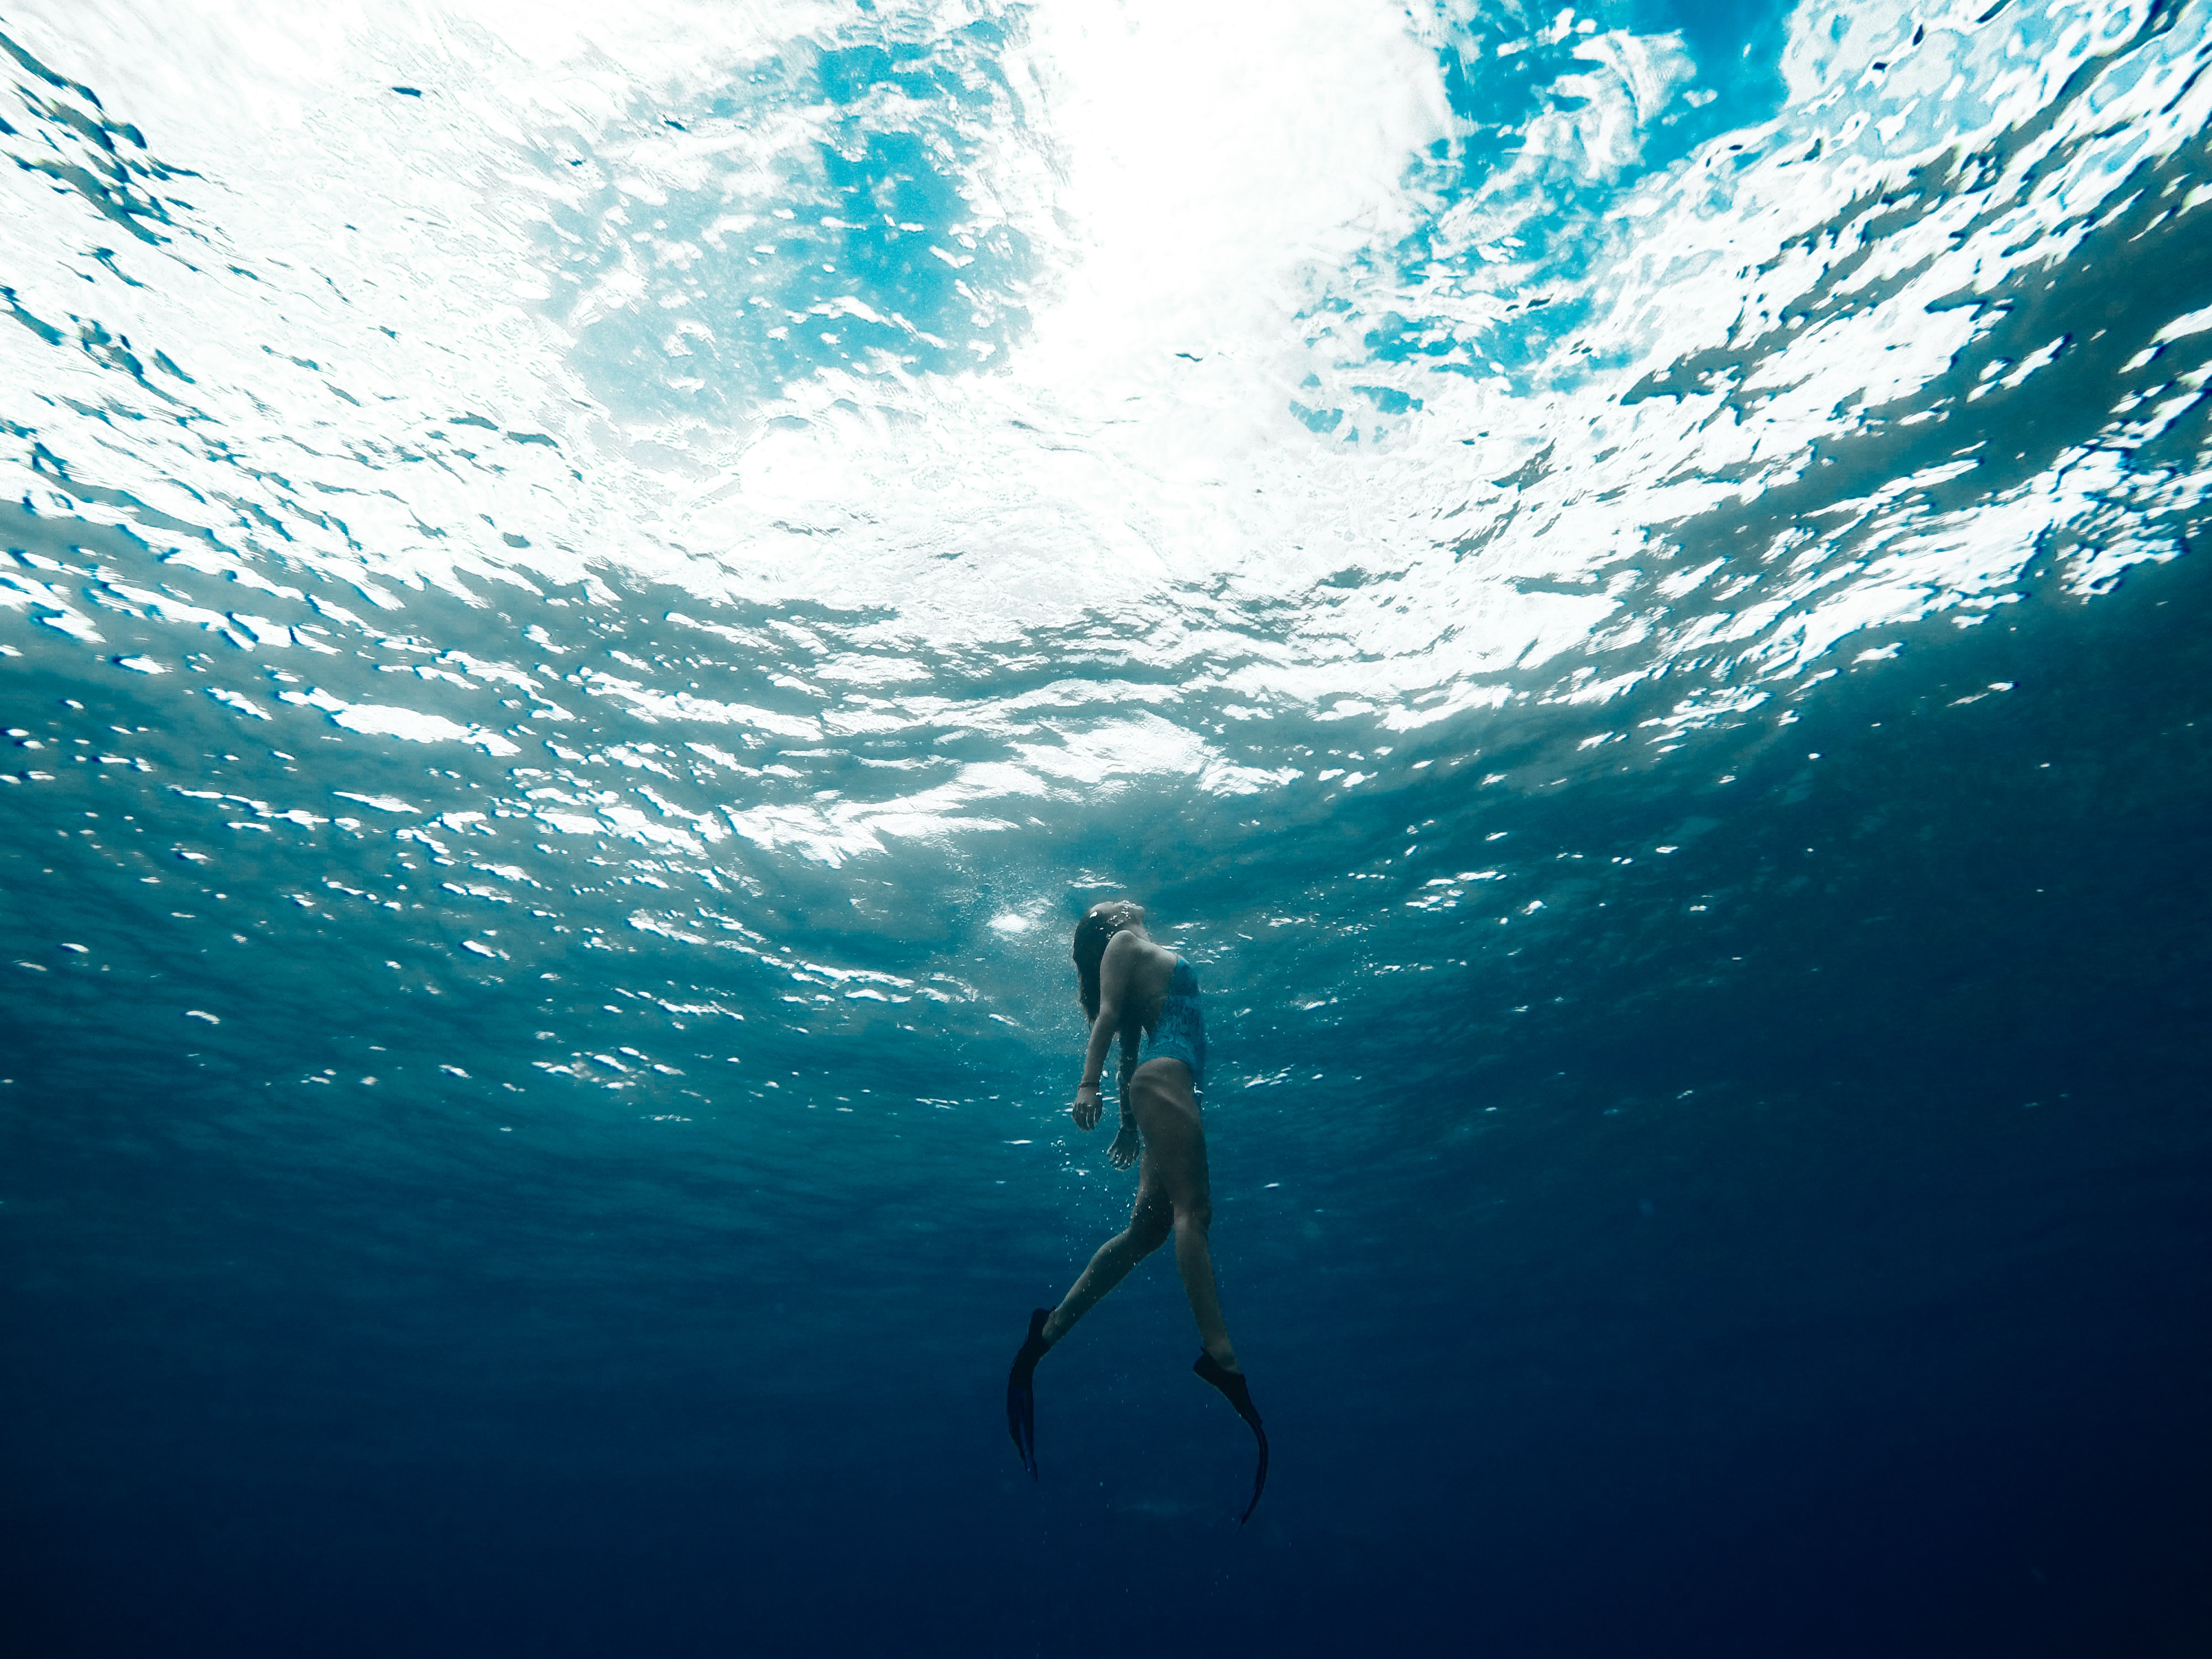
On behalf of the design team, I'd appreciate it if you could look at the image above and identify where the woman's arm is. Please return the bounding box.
[1071,933,1134,1130]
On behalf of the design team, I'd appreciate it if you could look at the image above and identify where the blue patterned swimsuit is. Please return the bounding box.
[1136,955,1207,1092]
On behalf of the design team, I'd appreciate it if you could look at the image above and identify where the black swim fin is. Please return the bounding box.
[1006,1308,1051,1479]
[1193,1352,1269,1524]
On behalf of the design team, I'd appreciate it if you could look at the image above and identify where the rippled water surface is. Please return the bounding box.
[6,1,2211,1653]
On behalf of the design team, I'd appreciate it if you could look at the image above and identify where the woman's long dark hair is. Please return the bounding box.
[1073,903,1143,1103]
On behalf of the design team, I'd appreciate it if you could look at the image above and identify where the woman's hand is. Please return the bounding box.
[1072,1082,1103,1131]
[1107,1124,1141,1170]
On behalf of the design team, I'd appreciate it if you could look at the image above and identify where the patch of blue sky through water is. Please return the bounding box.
[547,12,1038,422]
[1339,0,2154,409]
[1260,0,2212,740]
[1300,0,2203,430]
[1288,0,1794,440]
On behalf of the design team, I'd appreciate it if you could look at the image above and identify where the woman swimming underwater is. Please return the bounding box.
[1005,899,1269,1524]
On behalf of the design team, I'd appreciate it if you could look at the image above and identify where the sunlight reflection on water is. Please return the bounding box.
[3,0,2210,1113]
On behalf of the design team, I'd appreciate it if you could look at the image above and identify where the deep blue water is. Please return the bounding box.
[4,1,2211,1653]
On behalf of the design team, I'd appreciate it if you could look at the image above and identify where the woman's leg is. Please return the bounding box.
[1040,1158,1173,1346]
[1129,1061,1239,1371]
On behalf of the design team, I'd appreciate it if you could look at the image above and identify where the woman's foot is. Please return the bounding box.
[1005,1308,1052,1478]
[1193,1352,1269,1524]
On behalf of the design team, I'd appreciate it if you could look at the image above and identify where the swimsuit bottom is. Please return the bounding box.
[1138,955,1207,1092]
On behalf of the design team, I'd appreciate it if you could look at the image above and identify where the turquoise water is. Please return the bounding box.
[4,1,2211,1652]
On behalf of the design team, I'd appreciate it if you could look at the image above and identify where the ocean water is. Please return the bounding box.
[4,0,2211,1652]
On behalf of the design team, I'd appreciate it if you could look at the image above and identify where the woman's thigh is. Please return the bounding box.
[1128,1155,1174,1239]
[1130,1059,1208,1214]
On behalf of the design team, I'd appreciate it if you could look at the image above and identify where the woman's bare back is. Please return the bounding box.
[1099,927,1178,1035]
